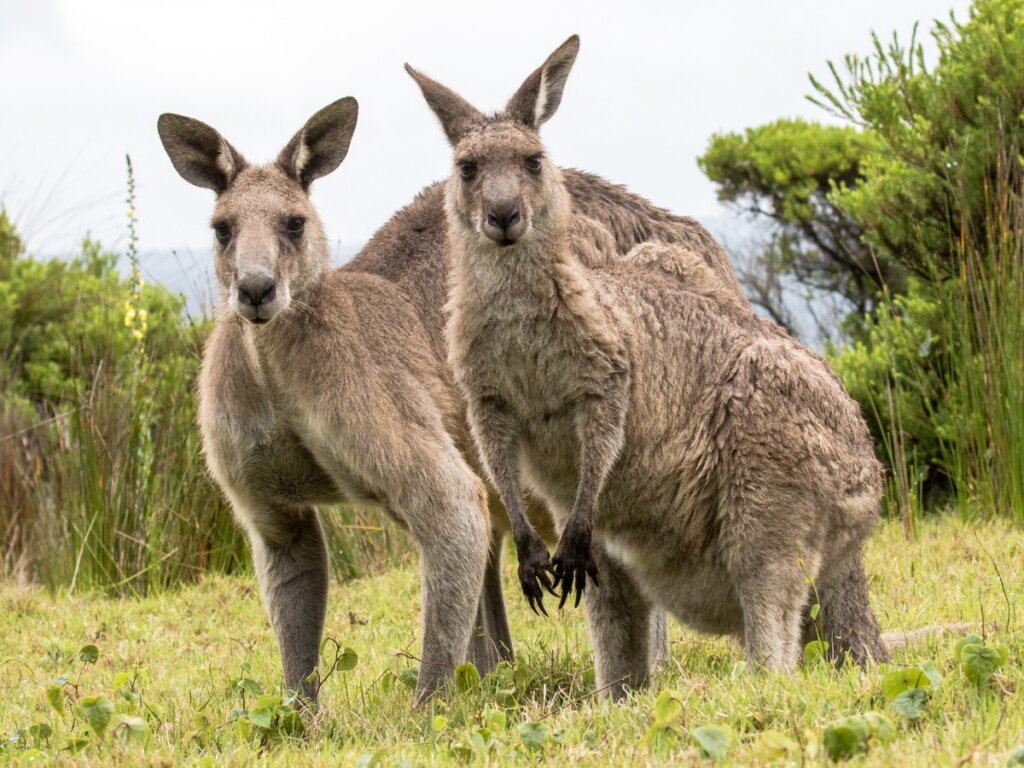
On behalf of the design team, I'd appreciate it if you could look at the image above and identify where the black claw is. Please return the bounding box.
[528,595,539,615]
[558,569,573,610]
[575,575,585,608]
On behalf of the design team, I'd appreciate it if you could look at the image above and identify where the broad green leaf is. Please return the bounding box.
[112,715,149,745]
[279,710,305,738]
[485,709,507,733]
[804,640,830,664]
[77,696,115,737]
[919,661,944,690]
[810,602,821,621]
[513,667,533,691]
[248,707,273,730]
[399,666,419,690]
[893,688,928,720]
[433,715,448,733]
[254,693,283,710]
[65,736,90,753]
[337,647,359,672]
[692,725,731,759]
[518,721,550,751]
[954,634,985,662]
[464,728,492,754]
[78,645,99,664]
[961,642,1006,687]
[653,689,683,723]
[28,722,52,746]
[882,666,935,698]
[235,677,262,696]
[823,723,867,761]
[644,722,679,753]
[454,662,480,693]
[1006,745,1024,766]
[45,684,65,715]
[863,711,896,744]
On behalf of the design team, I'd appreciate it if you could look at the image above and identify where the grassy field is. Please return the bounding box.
[0,514,1021,767]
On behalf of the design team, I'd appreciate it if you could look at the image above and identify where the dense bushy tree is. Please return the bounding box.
[699,120,901,331]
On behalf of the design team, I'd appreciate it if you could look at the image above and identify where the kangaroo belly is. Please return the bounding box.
[600,526,743,636]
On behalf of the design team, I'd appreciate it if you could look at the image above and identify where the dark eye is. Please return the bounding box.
[525,155,542,174]
[458,161,477,181]
[286,217,305,237]
[213,221,231,244]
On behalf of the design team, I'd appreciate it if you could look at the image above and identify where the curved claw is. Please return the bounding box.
[542,567,559,597]
[526,589,548,617]
[557,568,574,610]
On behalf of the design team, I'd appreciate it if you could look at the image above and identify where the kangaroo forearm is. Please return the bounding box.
[568,390,628,535]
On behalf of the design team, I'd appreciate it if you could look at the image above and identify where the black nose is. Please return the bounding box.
[237,277,276,307]
[486,204,521,230]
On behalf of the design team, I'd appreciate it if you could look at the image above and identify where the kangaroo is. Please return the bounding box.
[158,52,752,702]
[410,35,890,700]
[158,99,493,703]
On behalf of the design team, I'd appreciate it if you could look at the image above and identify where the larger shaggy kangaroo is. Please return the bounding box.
[158,85,749,701]
[412,36,890,699]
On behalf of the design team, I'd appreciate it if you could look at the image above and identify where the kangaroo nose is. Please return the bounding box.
[237,277,276,307]
[486,205,521,230]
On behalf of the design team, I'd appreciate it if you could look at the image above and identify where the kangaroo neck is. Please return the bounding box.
[456,220,578,305]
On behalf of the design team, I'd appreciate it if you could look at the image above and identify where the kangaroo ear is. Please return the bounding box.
[405,63,484,145]
[277,97,359,189]
[505,35,580,129]
[157,114,247,192]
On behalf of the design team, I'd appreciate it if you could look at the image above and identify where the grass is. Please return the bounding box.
[0,514,1021,766]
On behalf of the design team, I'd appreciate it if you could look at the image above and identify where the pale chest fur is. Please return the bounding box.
[198,318,366,508]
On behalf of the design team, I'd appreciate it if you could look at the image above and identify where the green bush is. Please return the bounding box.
[0,209,410,592]
[817,0,1024,524]
[0,210,250,591]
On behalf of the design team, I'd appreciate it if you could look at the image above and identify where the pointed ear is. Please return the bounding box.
[505,35,580,129]
[157,113,247,192]
[405,63,484,145]
[277,97,359,189]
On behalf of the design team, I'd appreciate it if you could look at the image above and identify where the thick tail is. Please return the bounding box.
[881,623,978,651]
[804,552,890,665]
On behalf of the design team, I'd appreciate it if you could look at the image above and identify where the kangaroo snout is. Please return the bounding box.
[482,200,525,245]
[238,276,276,307]
[234,274,280,324]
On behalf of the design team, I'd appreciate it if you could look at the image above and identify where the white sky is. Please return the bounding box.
[1,0,970,260]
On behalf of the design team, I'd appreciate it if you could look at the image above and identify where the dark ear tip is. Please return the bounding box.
[337,96,358,116]
[157,113,184,138]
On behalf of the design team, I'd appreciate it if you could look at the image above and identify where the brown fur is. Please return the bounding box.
[158,74,748,702]
[416,36,889,700]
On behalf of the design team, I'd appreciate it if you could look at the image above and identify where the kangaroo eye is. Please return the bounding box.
[286,217,305,236]
[213,221,232,244]
[458,161,477,181]
[525,155,542,174]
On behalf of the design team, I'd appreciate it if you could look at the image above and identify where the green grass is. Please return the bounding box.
[1,514,1021,766]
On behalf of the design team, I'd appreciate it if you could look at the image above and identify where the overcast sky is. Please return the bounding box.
[2,0,970,262]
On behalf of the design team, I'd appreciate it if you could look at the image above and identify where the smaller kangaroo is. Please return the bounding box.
[158,99,491,704]
[409,36,890,699]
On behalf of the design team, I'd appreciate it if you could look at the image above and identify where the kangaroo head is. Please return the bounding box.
[157,98,358,325]
[407,36,579,251]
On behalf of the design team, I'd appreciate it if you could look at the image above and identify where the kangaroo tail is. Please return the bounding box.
[881,622,979,651]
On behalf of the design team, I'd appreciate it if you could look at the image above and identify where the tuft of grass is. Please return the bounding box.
[0,514,1020,766]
